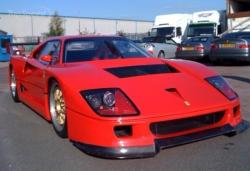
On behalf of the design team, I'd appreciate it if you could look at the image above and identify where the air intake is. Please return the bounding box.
[105,64,178,78]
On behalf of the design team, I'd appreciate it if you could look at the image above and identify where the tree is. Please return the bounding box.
[47,12,64,37]
[80,28,90,35]
[117,30,126,37]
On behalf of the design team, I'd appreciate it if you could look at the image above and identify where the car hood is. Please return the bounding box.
[57,58,230,118]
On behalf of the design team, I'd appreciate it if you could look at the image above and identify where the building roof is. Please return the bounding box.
[227,0,250,18]
[0,12,153,23]
[0,30,7,35]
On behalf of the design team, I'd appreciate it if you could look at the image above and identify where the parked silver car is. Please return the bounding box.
[210,32,250,63]
[176,36,217,61]
[140,36,178,58]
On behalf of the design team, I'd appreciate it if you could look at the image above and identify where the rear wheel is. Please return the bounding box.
[158,51,165,58]
[49,81,67,138]
[10,68,20,102]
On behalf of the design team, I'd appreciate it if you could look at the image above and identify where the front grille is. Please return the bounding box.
[150,111,225,136]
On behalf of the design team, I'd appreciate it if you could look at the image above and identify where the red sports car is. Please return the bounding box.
[9,35,248,159]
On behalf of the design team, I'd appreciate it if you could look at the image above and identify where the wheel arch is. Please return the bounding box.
[158,50,165,58]
[46,77,68,138]
[8,64,13,82]
[47,77,58,91]
[44,76,59,121]
[9,63,13,70]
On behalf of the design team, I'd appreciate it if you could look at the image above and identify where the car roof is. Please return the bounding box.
[182,36,213,44]
[46,35,124,41]
[190,35,213,38]
[224,32,250,37]
[228,31,250,34]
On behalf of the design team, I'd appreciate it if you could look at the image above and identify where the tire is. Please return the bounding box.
[158,51,165,58]
[211,60,221,66]
[202,55,210,63]
[49,81,67,138]
[209,56,221,65]
[224,132,237,137]
[9,67,20,102]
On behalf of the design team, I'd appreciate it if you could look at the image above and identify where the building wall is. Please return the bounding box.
[94,19,117,34]
[0,13,153,38]
[0,14,33,37]
[32,15,52,37]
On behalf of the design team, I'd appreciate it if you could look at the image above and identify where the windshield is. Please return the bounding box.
[142,37,176,45]
[151,27,175,37]
[142,37,166,43]
[64,37,150,63]
[187,24,215,37]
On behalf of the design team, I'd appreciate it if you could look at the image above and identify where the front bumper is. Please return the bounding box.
[176,52,207,60]
[74,120,249,159]
[210,52,250,62]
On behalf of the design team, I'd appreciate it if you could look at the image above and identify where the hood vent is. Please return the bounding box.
[105,64,178,78]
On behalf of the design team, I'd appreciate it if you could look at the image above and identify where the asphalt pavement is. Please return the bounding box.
[0,62,250,171]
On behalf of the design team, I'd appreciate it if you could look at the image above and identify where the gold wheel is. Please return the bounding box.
[53,88,66,125]
[49,81,67,138]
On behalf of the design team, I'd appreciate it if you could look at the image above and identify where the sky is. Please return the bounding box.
[0,0,226,21]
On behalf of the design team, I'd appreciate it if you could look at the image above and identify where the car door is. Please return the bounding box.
[164,39,177,58]
[22,40,61,115]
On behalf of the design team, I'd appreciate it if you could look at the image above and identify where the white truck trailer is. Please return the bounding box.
[150,14,192,43]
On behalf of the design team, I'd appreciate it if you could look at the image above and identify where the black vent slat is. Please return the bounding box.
[150,111,225,135]
[105,64,178,78]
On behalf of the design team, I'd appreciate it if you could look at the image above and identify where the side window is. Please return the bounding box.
[218,25,222,34]
[165,39,176,45]
[35,41,61,64]
[176,27,182,36]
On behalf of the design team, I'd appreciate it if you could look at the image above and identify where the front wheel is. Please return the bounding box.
[9,68,20,102]
[49,81,67,138]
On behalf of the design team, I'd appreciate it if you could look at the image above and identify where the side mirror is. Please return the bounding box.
[165,35,173,40]
[176,27,182,36]
[148,31,151,36]
[40,55,53,63]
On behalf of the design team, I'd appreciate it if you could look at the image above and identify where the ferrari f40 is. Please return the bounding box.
[9,36,248,158]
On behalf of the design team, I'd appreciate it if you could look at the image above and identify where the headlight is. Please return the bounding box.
[81,88,139,117]
[145,43,154,55]
[206,76,238,100]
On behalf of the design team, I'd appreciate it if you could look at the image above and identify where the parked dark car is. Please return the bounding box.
[210,32,250,63]
[176,36,216,61]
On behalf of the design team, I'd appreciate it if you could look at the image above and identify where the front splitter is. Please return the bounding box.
[73,120,249,159]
